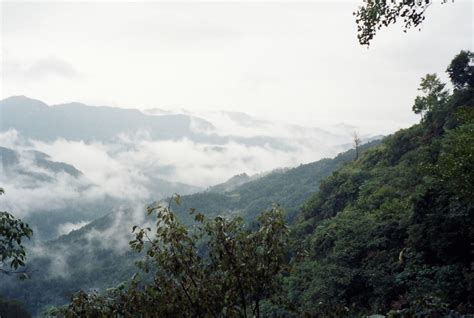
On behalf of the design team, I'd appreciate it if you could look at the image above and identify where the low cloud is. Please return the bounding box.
[0,118,356,223]
[28,205,150,278]
[30,131,348,189]
[57,221,90,236]
[2,56,81,83]
[0,110,371,243]
[0,112,382,281]
[26,56,80,79]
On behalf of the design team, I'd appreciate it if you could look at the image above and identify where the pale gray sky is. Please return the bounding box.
[1,1,472,132]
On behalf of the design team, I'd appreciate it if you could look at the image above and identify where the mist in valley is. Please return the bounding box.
[1,1,472,316]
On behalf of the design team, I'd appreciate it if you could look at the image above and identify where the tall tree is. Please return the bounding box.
[412,73,449,119]
[446,50,474,90]
[353,131,362,160]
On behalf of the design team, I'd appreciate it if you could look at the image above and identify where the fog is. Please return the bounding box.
[0,106,363,228]
[2,2,472,128]
[0,104,374,284]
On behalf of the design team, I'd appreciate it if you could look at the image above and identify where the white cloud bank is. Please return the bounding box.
[0,106,374,221]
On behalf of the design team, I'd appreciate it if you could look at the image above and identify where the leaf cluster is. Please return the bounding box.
[55,197,289,317]
[354,0,450,46]
[0,187,33,277]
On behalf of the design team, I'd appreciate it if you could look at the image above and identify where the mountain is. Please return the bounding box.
[0,146,201,241]
[1,96,364,241]
[0,96,387,316]
[1,146,81,180]
[170,140,380,224]
[0,209,141,316]
[0,96,300,150]
[206,172,257,193]
[0,141,383,315]
[0,96,213,142]
[280,82,474,316]
[3,51,473,318]
[28,55,474,317]
[1,95,381,192]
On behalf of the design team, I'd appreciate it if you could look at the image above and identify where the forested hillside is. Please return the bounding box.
[1,1,472,316]
[283,52,474,316]
[169,140,379,224]
[48,50,473,317]
[0,211,140,315]
[0,142,373,315]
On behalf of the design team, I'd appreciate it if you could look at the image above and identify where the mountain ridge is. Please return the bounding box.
[0,140,380,315]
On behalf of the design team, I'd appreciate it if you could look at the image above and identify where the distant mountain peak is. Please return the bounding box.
[0,146,82,178]
[0,95,48,108]
[207,172,254,193]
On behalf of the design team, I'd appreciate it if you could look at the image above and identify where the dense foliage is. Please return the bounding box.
[51,199,289,317]
[0,187,33,275]
[2,50,472,317]
[284,50,474,316]
[0,187,33,316]
[0,146,363,315]
[48,50,473,317]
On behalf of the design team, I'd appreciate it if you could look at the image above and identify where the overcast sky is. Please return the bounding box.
[1,1,472,132]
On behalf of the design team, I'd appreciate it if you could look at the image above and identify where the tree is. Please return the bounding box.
[412,73,449,119]
[353,131,362,160]
[55,197,289,317]
[0,187,33,277]
[354,0,450,46]
[446,50,474,90]
[436,111,474,200]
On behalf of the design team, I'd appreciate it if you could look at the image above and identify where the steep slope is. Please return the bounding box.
[170,140,380,224]
[283,83,474,316]
[0,142,379,315]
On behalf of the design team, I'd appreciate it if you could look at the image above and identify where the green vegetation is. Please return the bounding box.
[170,141,378,225]
[52,199,288,317]
[0,144,364,316]
[412,74,449,119]
[284,50,474,316]
[447,50,474,90]
[44,50,473,317]
[1,37,472,316]
[0,187,33,316]
[0,187,33,276]
[0,211,141,315]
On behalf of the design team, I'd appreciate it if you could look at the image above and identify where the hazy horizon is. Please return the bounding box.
[1,2,473,315]
[1,1,472,133]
